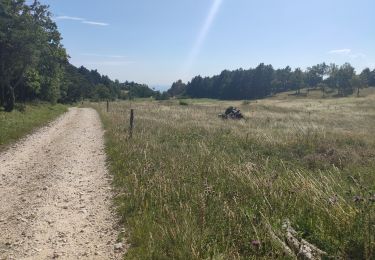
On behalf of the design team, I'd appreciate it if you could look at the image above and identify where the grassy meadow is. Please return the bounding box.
[94,88,375,259]
[0,103,67,148]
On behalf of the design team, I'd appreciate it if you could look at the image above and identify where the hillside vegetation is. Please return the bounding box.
[94,88,375,259]
[169,64,375,100]
[0,1,155,112]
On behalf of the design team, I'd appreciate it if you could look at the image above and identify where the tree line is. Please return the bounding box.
[168,63,375,100]
[0,0,156,112]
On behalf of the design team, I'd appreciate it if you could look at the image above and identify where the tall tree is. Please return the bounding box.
[0,0,66,111]
[305,63,328,88]
[168,79,187,97]
[337,63,355,96]
[290,68,304,94]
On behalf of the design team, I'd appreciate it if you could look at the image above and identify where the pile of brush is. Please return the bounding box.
[218,106,244,119]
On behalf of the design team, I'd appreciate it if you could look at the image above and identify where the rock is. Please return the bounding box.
[17,217,28,223]
[114,242,123,251]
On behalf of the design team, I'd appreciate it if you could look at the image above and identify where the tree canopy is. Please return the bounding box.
[169,63,375,100]
[0,0,155,111]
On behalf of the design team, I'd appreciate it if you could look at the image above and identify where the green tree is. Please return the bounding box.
[305,63,328,88]
[93,84,111,101]
[337,63,355,96]
[168,79,186,97]
[350,75,363,97]
[0,0,66,111]
[290,68,304,94]
[359,68,371,87]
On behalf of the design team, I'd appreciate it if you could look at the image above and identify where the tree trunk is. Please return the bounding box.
[0,80,4,107]
[0,56,4,107]
[4,81,15,112]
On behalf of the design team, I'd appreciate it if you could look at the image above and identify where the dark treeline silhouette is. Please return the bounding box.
[169,63,375,100]
[120,81,156,99]
[0,0,155,112]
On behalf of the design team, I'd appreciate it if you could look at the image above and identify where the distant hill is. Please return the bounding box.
[168,64,375,101]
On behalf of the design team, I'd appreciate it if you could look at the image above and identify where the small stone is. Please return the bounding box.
[114,242,123,251]
[251,240,261,248]
[17,217,28,223]
[353,195,364,203]
[43,187,48,191]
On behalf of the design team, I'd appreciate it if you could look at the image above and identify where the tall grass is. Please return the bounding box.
[94,92,375,259]
[0,103,67,148]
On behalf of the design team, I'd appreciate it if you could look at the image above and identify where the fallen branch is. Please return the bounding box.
[262,213,327,260]
[282,219,327,260]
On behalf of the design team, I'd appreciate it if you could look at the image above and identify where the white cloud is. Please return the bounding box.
[81,53,127,59]
[81,61,134,66]
[82,21,109,26]
[349,53,366,59]
[328,49,351,54]
[54,15,109,26]
[328,49,366,60]
[55,16,84,21]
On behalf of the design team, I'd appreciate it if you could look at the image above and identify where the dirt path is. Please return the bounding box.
[0,108,124,259]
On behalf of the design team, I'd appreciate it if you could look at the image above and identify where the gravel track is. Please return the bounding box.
[0,108,123,259]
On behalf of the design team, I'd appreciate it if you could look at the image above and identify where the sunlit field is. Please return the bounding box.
[93,88,375,259]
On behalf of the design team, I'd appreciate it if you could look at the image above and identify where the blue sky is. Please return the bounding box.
[37,0,375,89]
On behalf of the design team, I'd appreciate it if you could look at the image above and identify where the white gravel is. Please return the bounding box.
[0,108,124,259]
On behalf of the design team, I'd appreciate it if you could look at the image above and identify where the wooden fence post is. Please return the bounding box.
[106,100,109,112]
[129,109,134,138]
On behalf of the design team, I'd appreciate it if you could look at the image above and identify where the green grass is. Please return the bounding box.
[0,103,67,148]
[94,89,375,259]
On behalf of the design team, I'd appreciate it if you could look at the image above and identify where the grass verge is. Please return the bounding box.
[95,92,375,259]
[0,103,67,148]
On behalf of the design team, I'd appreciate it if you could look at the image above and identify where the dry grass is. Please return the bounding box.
[93,88,375,259]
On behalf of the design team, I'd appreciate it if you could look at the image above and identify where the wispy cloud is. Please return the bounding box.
[328,49,366,59]
[55,16,84,21]
[81,53,127,59]
[82,21,109,26]
[349,53,366,59]
[81,61,134,66]
[329,49,351,54]
[54,15,109,26]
